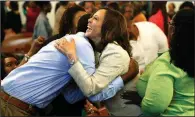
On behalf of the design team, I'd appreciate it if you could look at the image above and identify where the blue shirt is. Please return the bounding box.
[2,32,94,108]
[32,12,52,40]
[63,76,124,104]
[1,32,124,108]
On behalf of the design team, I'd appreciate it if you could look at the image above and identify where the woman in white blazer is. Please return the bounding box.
[55,8,134,98]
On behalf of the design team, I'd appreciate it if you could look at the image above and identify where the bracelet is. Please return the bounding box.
[69,59,76,65]
[68,55,77,65]
[24,54,30,62]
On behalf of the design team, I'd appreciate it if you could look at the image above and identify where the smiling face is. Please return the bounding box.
[85,9,106,43]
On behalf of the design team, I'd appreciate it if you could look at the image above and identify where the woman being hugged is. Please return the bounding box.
[55,8,133,97]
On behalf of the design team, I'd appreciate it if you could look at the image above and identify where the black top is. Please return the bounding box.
[5,11,22,34]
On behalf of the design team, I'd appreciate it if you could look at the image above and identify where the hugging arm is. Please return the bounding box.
[55,38,133,97]
[62,53,138,103]
[68,51,129,97]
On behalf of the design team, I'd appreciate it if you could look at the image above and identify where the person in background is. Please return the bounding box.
[26,1,40,32]
[167,2,176,19]
[1,53,18,80]
[32,1,52,40]
[55,2,61,13]
[119,21,169,111]
[79,1,96,14]
[53,1,70,35]
[4,1,11,13]
[118,1,130,9]
[179,1,194,10]
[94,1,102,10]
[120,3,134,21]
[129,21,169,73]
[22,1,29,32]
[106,2,120,11]
[123,9,194,116]
[130,1,147,23]
[149,1,170,46]
[1,36,45,81]
[149,1,169,37]
[141,1,152,20]
[42,5,86,46]
[1,2,6,43]
[4,1,22,34]
[22,2,29,17]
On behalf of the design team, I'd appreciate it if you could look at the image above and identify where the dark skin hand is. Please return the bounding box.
[120,58,142,106]
[121,58,139,84]
[120,90,142,106]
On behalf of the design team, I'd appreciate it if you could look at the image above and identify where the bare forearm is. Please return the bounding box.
[17,52,32,67]
[121,58,139,84]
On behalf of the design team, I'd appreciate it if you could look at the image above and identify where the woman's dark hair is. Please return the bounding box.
[60,1,69,6]
[55,1,69,13]
[59,5,85,36]
[55,2,61,13]
[77,14,91,33]
[10,1,19,11]
[151,1,169,37]
[1,53,18,79]
[179,1,194,10]
[120,3,132,14]
[99,8,132,56]
[35,1,50,10]
[77,13,95,50]
[107,2,120,11]
[169,9,194,77]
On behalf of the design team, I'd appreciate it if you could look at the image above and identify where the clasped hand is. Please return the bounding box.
[54,38,77,62]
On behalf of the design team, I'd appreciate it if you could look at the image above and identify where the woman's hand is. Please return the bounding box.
[121,58,139,84]
[54,38,78,63]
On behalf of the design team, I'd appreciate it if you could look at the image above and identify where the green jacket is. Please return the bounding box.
[137,52,194,116]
